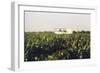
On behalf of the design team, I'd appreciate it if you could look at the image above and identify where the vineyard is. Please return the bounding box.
[24,31,90,61]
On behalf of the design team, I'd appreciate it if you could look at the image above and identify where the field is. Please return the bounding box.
[24,31,90,61]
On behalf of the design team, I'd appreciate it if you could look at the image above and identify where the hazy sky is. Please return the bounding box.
[25,11,90,32]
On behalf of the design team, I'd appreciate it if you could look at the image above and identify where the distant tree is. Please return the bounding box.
[81,31,85,33]
[73,31,77,33]
[63,29,67,32]
[86,31,90,33]
[59,29,62,32]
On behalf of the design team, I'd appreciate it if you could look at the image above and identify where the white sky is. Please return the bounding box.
[25,11,90,32]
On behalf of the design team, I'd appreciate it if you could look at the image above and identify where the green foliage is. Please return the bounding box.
[24,32,90,61]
